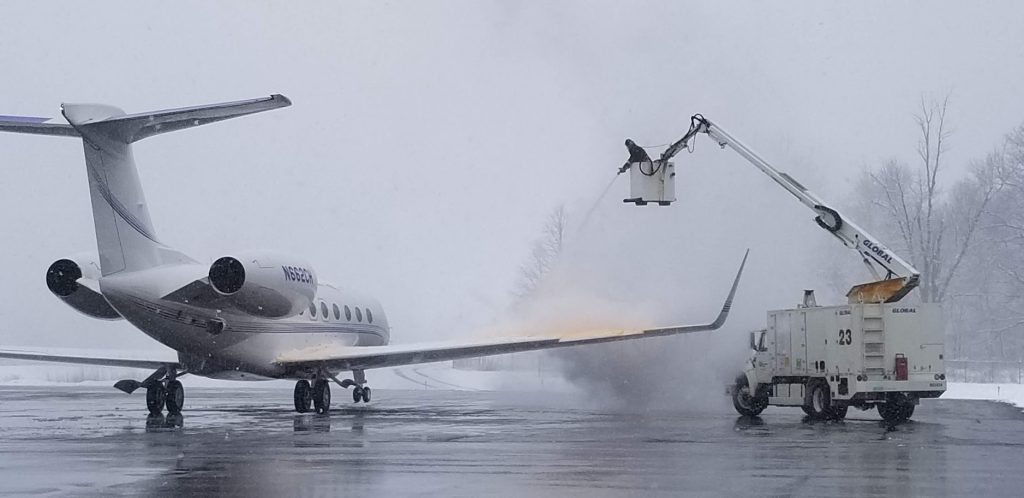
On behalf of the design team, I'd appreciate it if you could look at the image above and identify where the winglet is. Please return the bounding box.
[709,248,748,329]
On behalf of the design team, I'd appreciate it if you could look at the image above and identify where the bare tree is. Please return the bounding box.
[860,96,1000,302]
[513,204,568,300]
[957,123,1024,360]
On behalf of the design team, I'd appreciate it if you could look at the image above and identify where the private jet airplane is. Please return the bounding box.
[0,94,746,416]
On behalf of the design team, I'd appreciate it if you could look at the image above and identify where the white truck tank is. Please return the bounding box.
[731,302,946,422]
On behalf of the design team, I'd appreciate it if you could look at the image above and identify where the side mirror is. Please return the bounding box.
[749,329,768,352]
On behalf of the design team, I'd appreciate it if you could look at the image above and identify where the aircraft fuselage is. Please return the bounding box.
[99,263,389,380]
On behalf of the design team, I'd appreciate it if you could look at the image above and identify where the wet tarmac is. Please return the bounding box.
[0,386,1022,497]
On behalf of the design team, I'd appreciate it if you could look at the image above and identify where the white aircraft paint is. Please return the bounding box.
[0,95,744,413]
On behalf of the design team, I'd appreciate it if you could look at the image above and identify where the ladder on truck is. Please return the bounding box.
[861,306,886,377]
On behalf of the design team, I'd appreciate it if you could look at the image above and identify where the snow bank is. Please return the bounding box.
[944,382,1024,412]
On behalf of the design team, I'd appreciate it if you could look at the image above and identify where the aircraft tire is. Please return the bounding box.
[165,380,185,415]
[293,380,312,413]
[361,386,371,403]
[352,386,363,403]
[146,384,166,416]
[313,380,331,414]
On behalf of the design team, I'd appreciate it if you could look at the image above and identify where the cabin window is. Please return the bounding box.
[333,303,341,320]
[320,302,329,320]
[309,303,317,318]
[367,309,374,323]
[355,307,363,322]
[344,305,352,321]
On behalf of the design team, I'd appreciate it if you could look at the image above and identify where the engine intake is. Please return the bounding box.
[45,256,122,320]
[209,257,246,295]
[207,252,317,318]
[46,259,82,297]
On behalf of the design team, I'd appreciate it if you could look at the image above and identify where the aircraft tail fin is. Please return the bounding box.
[0,95,291,275]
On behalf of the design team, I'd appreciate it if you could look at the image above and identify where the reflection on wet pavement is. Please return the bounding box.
[0,387,1021,497]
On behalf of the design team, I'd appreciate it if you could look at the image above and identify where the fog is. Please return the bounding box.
[1,2,1023,399]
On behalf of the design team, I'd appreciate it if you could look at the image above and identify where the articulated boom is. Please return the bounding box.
[660,115,920,303]
[638,114,944,423]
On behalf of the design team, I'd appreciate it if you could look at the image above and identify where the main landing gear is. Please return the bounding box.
[293,370,371,414]
[293,379,333,414]
[145,380,185,416]
[115,365,186,416]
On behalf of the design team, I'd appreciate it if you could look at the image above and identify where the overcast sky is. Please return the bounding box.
[1,1,1023,353]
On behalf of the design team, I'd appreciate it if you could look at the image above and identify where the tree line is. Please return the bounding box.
[852,96,1024,361]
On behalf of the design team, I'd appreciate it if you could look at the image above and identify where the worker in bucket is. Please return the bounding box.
[619,139,652,173]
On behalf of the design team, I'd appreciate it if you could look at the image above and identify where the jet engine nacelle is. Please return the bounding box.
[207,251,317,318]
[45,255,123,320]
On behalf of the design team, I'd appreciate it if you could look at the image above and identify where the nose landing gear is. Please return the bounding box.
[347,369,371,404]
[352,385,371,403]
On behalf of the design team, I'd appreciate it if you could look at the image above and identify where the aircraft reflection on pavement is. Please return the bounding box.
[146,413,184,432]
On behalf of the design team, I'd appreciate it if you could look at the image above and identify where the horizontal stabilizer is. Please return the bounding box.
[0,115,78,137]
[0,94,290,143]
[63,94,291,144]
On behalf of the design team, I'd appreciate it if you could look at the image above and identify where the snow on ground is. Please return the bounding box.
[0,352,576,393]
[943,382,1024,412]
[2,349,1020,406]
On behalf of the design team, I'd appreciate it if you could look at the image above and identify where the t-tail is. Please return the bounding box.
[0,95,291,275]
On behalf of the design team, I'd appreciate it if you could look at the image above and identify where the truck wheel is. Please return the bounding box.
[732,376,767,417]
[878,402,915,423]
[831,404,849,420]
[903,404,915,420]
[805,382,834,420]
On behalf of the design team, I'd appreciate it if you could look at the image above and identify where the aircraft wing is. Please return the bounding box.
[0,349,177,370]
[276,251,748,374]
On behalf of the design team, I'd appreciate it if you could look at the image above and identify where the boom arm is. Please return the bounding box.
[661,115,919,303]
